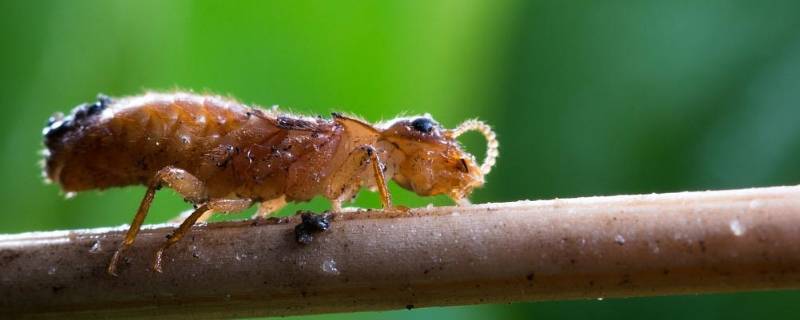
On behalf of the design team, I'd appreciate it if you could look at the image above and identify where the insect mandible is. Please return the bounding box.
[41,92,498,275]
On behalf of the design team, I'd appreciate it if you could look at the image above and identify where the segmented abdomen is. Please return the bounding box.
[43,93,274,193]
[44,92,347,203]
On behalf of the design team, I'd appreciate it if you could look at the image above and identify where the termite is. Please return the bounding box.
[41,92,498,276]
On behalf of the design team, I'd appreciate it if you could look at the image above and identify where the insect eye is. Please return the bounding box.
[411,118,435,134]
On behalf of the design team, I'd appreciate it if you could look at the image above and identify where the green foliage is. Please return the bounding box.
[2,0,799,319]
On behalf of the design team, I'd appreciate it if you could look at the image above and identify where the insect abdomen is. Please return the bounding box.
[42,92,360,204]
[42,93,262,192]
[43,95,114,189]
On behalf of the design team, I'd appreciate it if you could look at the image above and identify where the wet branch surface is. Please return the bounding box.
[2,186,800,319]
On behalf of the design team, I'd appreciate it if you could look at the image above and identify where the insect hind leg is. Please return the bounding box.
[153,198,252,273]
[107,179,157,276]
[107,166,209,276]
[158,166,208,204]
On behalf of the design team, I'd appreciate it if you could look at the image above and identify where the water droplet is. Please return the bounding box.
[614,234,625,245]
[597,297,605,301]
[729,219,745,236]
[48,266,57,275]
[89,240,102,253]
[321,258,340,275]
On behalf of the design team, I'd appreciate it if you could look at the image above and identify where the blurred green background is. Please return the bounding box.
[2,0,800,319]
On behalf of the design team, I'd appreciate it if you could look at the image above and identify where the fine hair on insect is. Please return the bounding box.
[41,92,498,275]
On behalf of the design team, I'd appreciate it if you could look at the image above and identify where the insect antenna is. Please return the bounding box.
[450,119,498,176]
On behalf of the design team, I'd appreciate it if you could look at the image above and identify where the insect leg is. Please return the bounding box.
[330,199,343,213]
[455,197,472,206]
[108,166,208,276]
[364,145,393,210]
[153,198,252,273]
[168,208,215,224]
[157,167,208,204]
[252,195,287,219]
[324,145,374,211]
[107,179,157,276]
[325,145,397,212]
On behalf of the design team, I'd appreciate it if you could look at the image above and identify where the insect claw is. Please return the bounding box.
[107,250,124,277]
[107,264,120,277]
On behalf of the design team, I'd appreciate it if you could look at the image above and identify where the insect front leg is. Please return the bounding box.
[153,198,253,273]
[108,166,208,276]
[325,145,393,211]
[364,146,393,210]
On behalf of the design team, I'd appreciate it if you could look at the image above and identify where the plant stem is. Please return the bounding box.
[2,186,800,319]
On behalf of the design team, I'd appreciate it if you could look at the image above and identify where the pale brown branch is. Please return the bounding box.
[2,186,800,319]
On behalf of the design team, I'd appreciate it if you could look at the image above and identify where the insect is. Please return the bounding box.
[42,92,498,276]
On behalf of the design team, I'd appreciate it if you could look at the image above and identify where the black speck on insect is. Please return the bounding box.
[89,94,111,115]
[44,95,111,141]
[45,115,60,127]
[411,118,434,134]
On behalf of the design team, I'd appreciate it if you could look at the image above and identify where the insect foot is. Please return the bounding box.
[294,211,332,245]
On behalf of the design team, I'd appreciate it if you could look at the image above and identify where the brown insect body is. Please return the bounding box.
[42,92,498,275]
